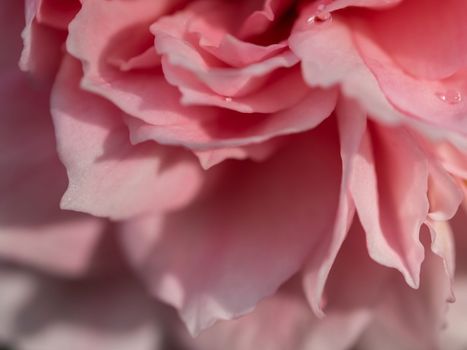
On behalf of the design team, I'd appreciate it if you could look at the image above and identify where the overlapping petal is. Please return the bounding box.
[120,120,342,334]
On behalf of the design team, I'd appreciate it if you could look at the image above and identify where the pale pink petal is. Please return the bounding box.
[354,0,467,80]
[425,220,456,302]
[303,219,390,350]
[155,34,298,99]
[350,123,428,288]
[290,10,467,148]
[238,0,294,39]
[440,277,467,350]
[19,0,68,83]
[200,35,288,68]
[109,47,161,73]
[0,0,104,277]
[160,58,309,113]
[325,0,403,11]
[120,120,342,335]
[0,231,187,349]
[353,28,467,138]
[441,209,467,350]
[51,56,202,220]
[433,141,467,179]
[192,285,317,350]
[356,230,452,350]
[0,266,38,344]
[66,0,192,126]
[125,87,337,150]
[192,277,372,350]
[427,163,464,221]
[290,17,404,125]
[194,140,281,169]
[151,3,304,110]
[302,98,366,315]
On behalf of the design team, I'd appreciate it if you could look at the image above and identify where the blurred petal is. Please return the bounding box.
[0,22,103,275]
[120,120,342,335]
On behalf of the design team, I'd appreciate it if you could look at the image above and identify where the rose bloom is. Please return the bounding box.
[1,0,467,349]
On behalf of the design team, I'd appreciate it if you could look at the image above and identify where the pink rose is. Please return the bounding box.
[1,0,467,349]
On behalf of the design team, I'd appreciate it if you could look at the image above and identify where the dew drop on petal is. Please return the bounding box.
[306,6,332,25]
[224,96,233,102]
[436,90,463,105]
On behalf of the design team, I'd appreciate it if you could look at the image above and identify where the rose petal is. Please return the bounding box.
[120,120,342,335]
[350,123,428,288]
[302,98,366,315]
[0,69,103,275]
[51,56,202,220]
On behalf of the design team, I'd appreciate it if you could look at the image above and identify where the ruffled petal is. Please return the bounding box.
[120,120,342,335]
[302,98,366,315]
[350,123,428,288]
[51,56,202,220]
[0,47,103,275]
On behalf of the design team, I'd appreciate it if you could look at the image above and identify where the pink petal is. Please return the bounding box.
[290,11,467,147]
[0,264,170,350]
[238,0,294,39]
[192,285,317,350]
[194,140,280,169]
[353,27,467,138]
[354,0,467,80]
[159,55,307,113]
[433,141,467,179]
[36,0,81,30]
[19,0,66,83]
[290,17,404,125]
[151,4,303,110]
[441,209,467,349]
[302,98,366,315]
[425,220,456,303]
[51,56,202,220]
[356,230,453,350]
[0,66,103,275]
[125,87,337,150]
[350,123,428,288]
[120,120,342,335]
[441,277,467,350]
[66,0,187,123]
[192,277,371,350]
[325,0,403,11]
[427,162,464,221]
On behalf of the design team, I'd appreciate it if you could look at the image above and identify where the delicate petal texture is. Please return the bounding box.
[440,209,467,350]
[2,0,467,348]
[0,14,103,275]
[120,120,342,334]
[302,98,365,315]
[356,0,467,80]
[125,87,338,150]
[426,163,464,221]
[290,16,402,126]
[20,0,68,83]
[353,29,467,137]
[356,230,453,350]
[350,123,428,288]
[51,57,202,220]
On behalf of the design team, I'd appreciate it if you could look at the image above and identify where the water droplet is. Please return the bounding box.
[306,5,332,25]
[224,96,233,102]
[436,90,463,105]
